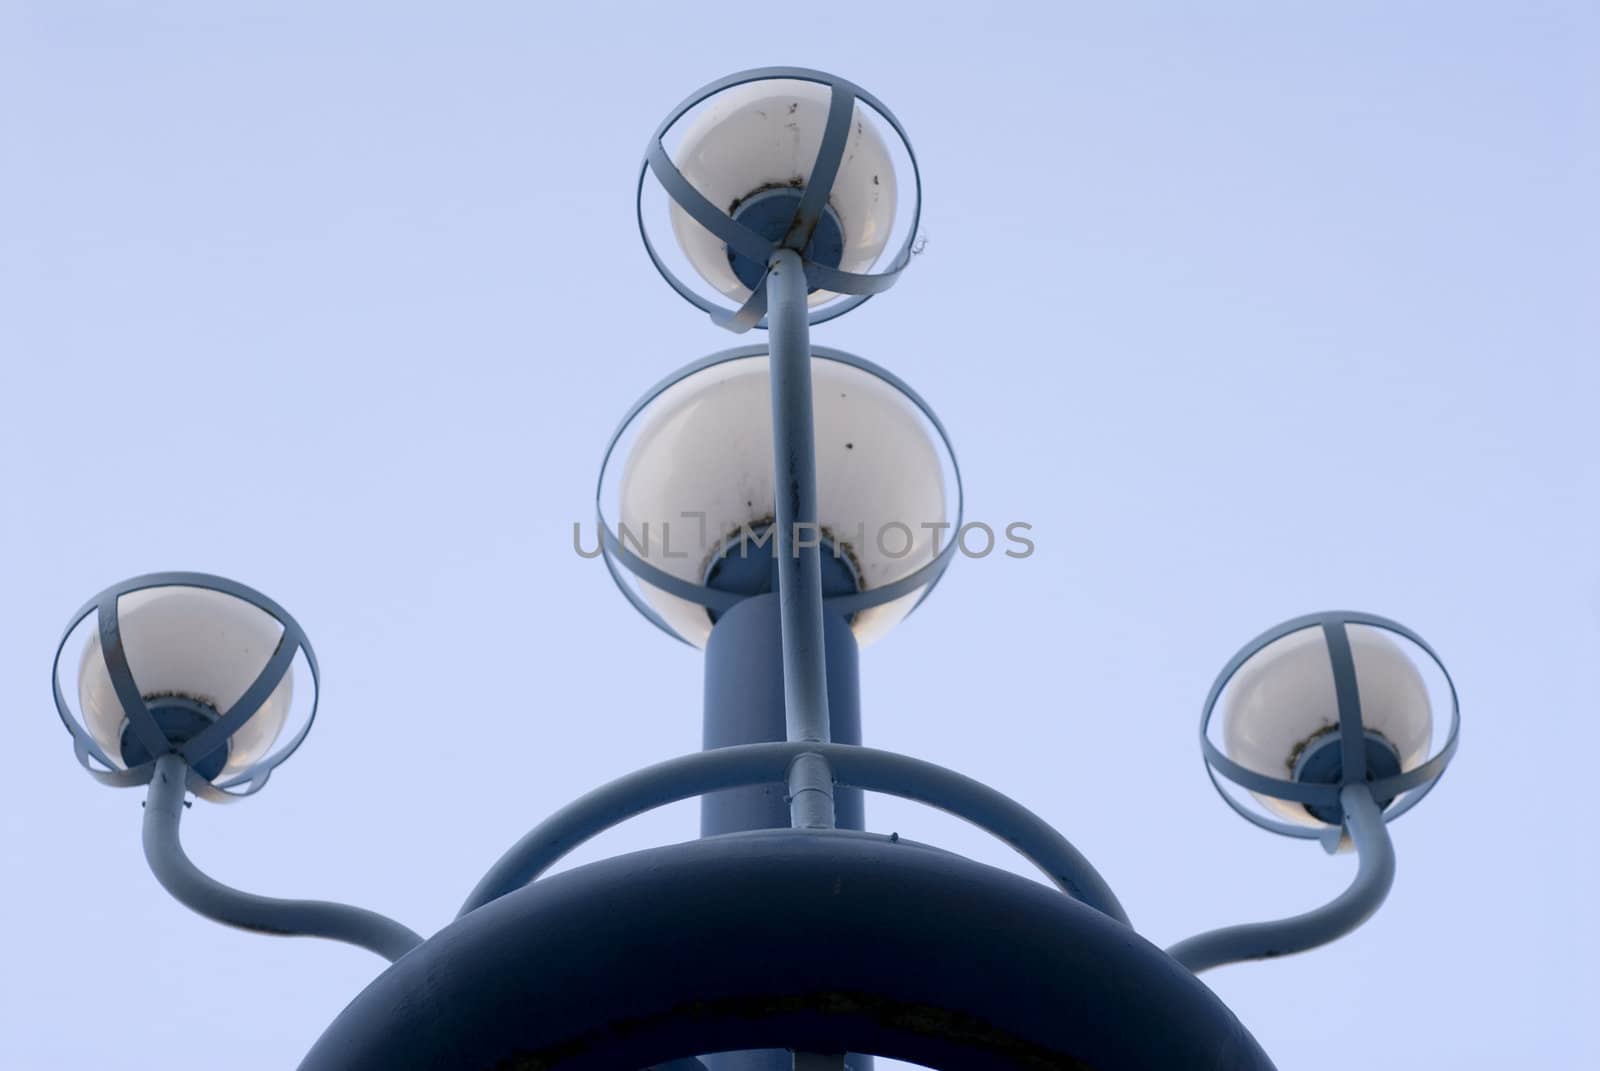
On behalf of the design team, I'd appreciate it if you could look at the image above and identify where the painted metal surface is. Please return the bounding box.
[1198,610,1460,840]
[44,57,1466,1070]
[1167,784,1395,973]
[764,246,836,831]
[306,831,1271,1071]
[52,571,319,801]
[637,67,922,330]
[595,344,963,647]
[457,740,1127,926]
[702,596,864,837]
[703,580,863,1068]
[143,754,422,962]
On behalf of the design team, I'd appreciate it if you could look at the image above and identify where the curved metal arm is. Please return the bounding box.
[458,741,1128,926]
[1166,784,1395,974]
[142,754,423,963]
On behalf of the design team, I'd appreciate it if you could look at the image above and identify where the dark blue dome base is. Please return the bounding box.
[301,830,1273,1071]
[726,187,845,292]
[119,697,228,781]
[1293,731,1403,824]
[704,525,860,626]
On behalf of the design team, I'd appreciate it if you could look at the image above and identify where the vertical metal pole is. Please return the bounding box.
[702,595,864,837]
[765,247,836,831]
[698,251,864,1071]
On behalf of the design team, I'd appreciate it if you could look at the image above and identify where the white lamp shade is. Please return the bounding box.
[79,586,293,776]
[1220,625,1433,827]
[616,355,951,648]
[668,78,898,306]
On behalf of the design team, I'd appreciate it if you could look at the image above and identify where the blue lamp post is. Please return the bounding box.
[49,67,1459,1071]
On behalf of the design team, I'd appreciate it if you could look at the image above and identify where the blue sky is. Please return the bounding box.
[2,3,1595,1067]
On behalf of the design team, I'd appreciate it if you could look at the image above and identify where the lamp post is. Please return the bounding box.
[49,67,1459,1071]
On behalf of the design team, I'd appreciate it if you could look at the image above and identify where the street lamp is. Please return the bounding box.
[53,572,423,961]
[1211,614,1452,833]
[49,66,1461,1071]
[1167,612,1459,975]
[54,572,316,797]
[637,68,920,330]
[667,78,899,308]
[599,344,960,648]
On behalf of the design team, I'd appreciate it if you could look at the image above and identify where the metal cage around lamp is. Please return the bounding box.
[1199,610,1460,847]
[637,66,923,331]
[52,571,319,802]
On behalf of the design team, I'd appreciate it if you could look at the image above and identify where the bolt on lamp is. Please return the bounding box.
[51,67,1460,1071]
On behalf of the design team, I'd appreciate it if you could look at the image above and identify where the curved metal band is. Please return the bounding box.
[788,83,855,247]
[95,601,169,759]
[821,537,957,614]
[637,66,923,331]
[1323,620,1367,783]
[51,571,321,800]
[802,259,909,297]
[1202,729,1459,807]
[711,277,769,332]
[459,741,1128,927]
[601,525,742,614]
[645,141,777,265]
[595,345,964,645]
[1197,610,1461,839]
[696,83,855,335]
[596,533,697,646]
[181,629,299,768]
